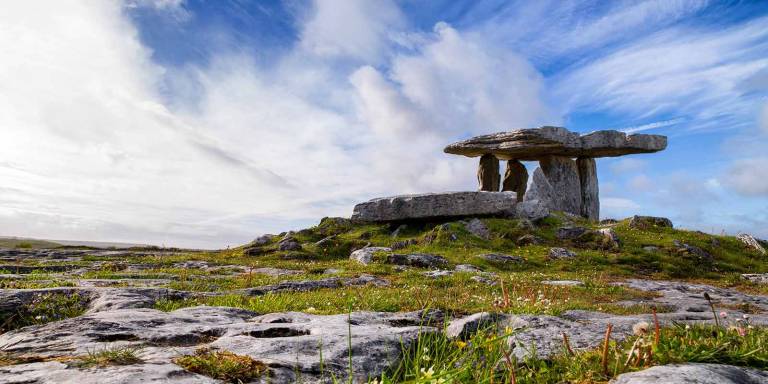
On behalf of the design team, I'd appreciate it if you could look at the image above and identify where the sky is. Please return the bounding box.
[1,0,767,249]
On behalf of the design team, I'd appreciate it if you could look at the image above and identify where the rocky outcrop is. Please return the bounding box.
[444,126,667,160]
[610,364,768,384]
[549,247,577,259]
[0,306,441,383]
[477,154,500,191]
[479,253,523,264]
[737,234,767,255]
[351,191,519,222]
[540,156,582,215]
[388,253,448,268]
[629,215,673,229]
[577,157,599,221]
[502,159,528,201]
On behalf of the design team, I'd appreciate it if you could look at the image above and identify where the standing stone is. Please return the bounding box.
[576,157,599,221]
[477,154,500,191]
[539,156,581,215]
[524,167,556,210]
[502,160,528,202]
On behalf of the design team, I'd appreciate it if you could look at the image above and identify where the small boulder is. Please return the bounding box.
[251,234,274,246]
[350,247,392,265]
[277,237,302,251]
[629,215,673,229]
[244,246,268,256]
[480,253,523,264]
[422,270,453,278]
[542,280,583,287]
[672,240,713,263]
[741,273,768,284]
[388,253,449,268]
[465,218,490,240]
[471,275,498,285]
[737,234,767,255]
[610,363,768,384]
[455,264,483,272]
[600,218,618,225]
[642,245,659,253]
[516,234,543,246]
[548,247,577,259]
[446,312,508,340]
[597,228,621,249]
[556,226,588,240]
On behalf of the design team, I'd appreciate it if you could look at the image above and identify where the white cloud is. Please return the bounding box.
[608,158,646,174]
[761,102,768,134]
[0,2,553,248]
[299,0,405,63]
[723,157,768,196]
[600,197,640,219]
[627,174,653,192]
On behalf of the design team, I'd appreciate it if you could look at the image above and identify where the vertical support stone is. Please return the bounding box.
[502,159,528,202]
[576,157,599,221]
[524,167,556,210]
[539,155,581,216]
[477,154,500,191]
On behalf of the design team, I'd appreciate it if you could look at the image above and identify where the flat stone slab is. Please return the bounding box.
[444,126,666,160]
[611,363,768,384]
[351,191,518,222]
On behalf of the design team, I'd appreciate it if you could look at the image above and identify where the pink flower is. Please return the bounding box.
[719,311,728,318]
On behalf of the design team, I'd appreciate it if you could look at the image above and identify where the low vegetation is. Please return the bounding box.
[0,292,88,334]
[378,320,768,383]
[174,348,268,383]
[75,346,143,368]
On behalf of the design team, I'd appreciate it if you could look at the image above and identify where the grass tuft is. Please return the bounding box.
[174,348,268,383]
[75,346,143,368]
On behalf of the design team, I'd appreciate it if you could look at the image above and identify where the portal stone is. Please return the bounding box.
[524,167,556,210]
[477,154,500,191]
[539,156,581,215]
[576,157,599,221]
[502,160,528,202]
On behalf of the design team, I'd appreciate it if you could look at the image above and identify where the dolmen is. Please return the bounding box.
[353,126,666,223]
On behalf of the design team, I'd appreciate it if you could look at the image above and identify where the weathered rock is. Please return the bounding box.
[455,264,483,272]
[540,156,581,215]
[471,275,498,285]
[610,364,768,384]
[643,245,659,252]
[478,154,500,191]
[742,273,768,284]
[349,247,392,265]
[502,159,528,201]
[598,228,621,249]
[629,215,673,229]
[600,218,619,225]
[511,199,550,221]
[422,270,454,278]
[479,253,523,264]
[516,234,543,246]
[556,226,588,240]
[444,126,667,160]
[277,237,302,251]
[465,218,490,239]
[576,157,599,221]
[549,247,577,259]
[351,191,518,222]
[672,240,713,263]
[447,312,507,340]
[524,167,557,211]
[251,267,303,277]
[388,253,448,268]
[236,275,389,296]
[251,234,274,246]
[0,306,440,384]
[737,233,767,255]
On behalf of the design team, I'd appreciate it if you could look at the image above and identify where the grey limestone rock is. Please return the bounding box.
[388,253,448,268]
[540,155,582,215]
[502,159,528,201]
[524,167,557,211]
[444,126,667,160]
[556,226,589,240]
[478,153,501,191]
[349,247,392,265]
[737,233,767,255]
[577,157,599,221]
[479,253,523,264]
[352,191,518,222]
[465,218,491,239]
[610,363,768,384]
[549,247,577,259]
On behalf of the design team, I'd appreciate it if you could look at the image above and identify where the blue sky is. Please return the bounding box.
[1,0,767,248]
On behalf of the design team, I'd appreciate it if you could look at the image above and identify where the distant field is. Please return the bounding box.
[0,237,62,249]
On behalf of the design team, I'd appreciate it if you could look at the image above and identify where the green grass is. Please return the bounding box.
[75,346,143,368]
[174,348,268,383]
[0,292,88,333]
[0,238,62,249]
[376,321,768,383]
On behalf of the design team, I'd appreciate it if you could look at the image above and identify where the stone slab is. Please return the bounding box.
[351,191,518,222]
[444,126,666,160]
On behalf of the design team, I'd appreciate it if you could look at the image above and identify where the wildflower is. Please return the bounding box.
[455,340,467,349]
[420,366,435,379]
[632,321,650,336]
[720,311,728,318]
[306,307,316,312]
